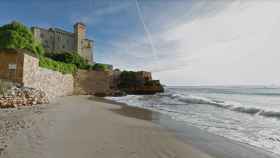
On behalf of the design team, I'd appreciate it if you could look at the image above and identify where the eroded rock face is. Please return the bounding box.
[122,84,164,95]
[0,86,49,108]
[119,80,164,95]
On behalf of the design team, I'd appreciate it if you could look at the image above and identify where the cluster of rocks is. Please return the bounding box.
[94,90,126,97]
[0,87,49,108]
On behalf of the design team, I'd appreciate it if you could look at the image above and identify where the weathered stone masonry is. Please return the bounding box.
[23,54,73,99]
[0,49,119,99]
[31,22,94,64]
[0,49,74,99]
[74,69,113,95]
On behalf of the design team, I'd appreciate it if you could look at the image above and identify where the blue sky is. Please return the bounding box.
[1,0,280,86]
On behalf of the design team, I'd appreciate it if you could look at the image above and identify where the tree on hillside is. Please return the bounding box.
[0,21,44,56]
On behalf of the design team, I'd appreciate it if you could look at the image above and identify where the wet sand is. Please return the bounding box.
[0,96,212,158]
[95,97,279,158]
[0,96,278,158]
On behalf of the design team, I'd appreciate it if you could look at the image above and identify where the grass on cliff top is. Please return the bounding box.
[39,57,77,74]
[46,52,111,71]
[45,52,90,69]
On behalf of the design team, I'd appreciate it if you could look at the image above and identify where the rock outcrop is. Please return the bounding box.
[116,71,164,95]
[0,86,49,108]
[120,80,164,95]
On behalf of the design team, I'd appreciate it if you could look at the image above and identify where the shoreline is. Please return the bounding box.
[0,96,212,158]
[0,95,278,158]
[98,97,279,158]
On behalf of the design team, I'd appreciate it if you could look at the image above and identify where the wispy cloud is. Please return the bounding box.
[98,0,280,85]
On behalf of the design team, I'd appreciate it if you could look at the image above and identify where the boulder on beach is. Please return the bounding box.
[0,86,49,108]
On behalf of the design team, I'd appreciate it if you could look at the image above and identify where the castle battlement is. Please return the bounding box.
[31,22,94,64]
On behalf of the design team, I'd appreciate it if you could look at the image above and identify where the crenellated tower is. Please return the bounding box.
[74,22,94,64]
[74,22,86,56]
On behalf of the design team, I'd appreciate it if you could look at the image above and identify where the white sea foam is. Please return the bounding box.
[164,93,280,119]
[106,87,280,155]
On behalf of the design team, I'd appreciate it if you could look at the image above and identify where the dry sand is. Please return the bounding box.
[0,96,212,158]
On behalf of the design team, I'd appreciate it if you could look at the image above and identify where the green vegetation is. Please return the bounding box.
[39,57,77,74]
[46,52,111,71]
[118,71,139,88]
[0,22,77,74]
[120,71,137,82]
[0,21,111,74]
[0,21,44,56]
[92,63,110,71]
[45,52,90,69]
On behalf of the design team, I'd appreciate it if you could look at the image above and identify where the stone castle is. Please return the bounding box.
[31,22,94,64]
[0,22,163,104]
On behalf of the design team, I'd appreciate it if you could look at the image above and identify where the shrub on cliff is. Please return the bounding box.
[46,52,111,71]
[0,21,44,56]
[120,71,137,81]
[45,52,90,69]
[91,63,110,71]
[118,71,139,88]
[39,56,77,74]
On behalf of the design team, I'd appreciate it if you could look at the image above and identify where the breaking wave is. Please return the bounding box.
[108,87,280,156]
[164,93,280,119]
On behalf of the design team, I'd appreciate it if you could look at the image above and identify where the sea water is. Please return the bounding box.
[107,86,280,155]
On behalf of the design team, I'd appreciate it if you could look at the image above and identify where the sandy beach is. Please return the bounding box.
[0,95,278,158]
[0,96,212,158]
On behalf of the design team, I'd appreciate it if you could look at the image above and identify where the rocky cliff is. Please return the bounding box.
[116,71,164,95]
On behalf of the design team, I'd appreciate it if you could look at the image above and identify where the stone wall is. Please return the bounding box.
[74,70,113,95]
[0,49,74,99]
[22,53,74,99]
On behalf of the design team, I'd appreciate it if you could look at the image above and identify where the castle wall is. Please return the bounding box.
[81,39,94,63]
[32,23,94,64]
[32,27,55,53]
[74,69,113,95]
[53,29,75,53]
[32,27,75,53]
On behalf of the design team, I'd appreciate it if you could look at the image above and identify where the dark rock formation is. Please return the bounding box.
[120,80,164,95]
[117,71,164,95]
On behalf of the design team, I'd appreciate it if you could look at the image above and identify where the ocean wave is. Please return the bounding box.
[259,111,280,118]
[231,107,261,114]
[163,93,280,119]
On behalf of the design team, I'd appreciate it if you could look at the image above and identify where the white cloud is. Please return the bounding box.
[99,1,280,86]
[154,1,280,86]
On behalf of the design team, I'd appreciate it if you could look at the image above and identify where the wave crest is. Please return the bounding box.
[162,93,280,119]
